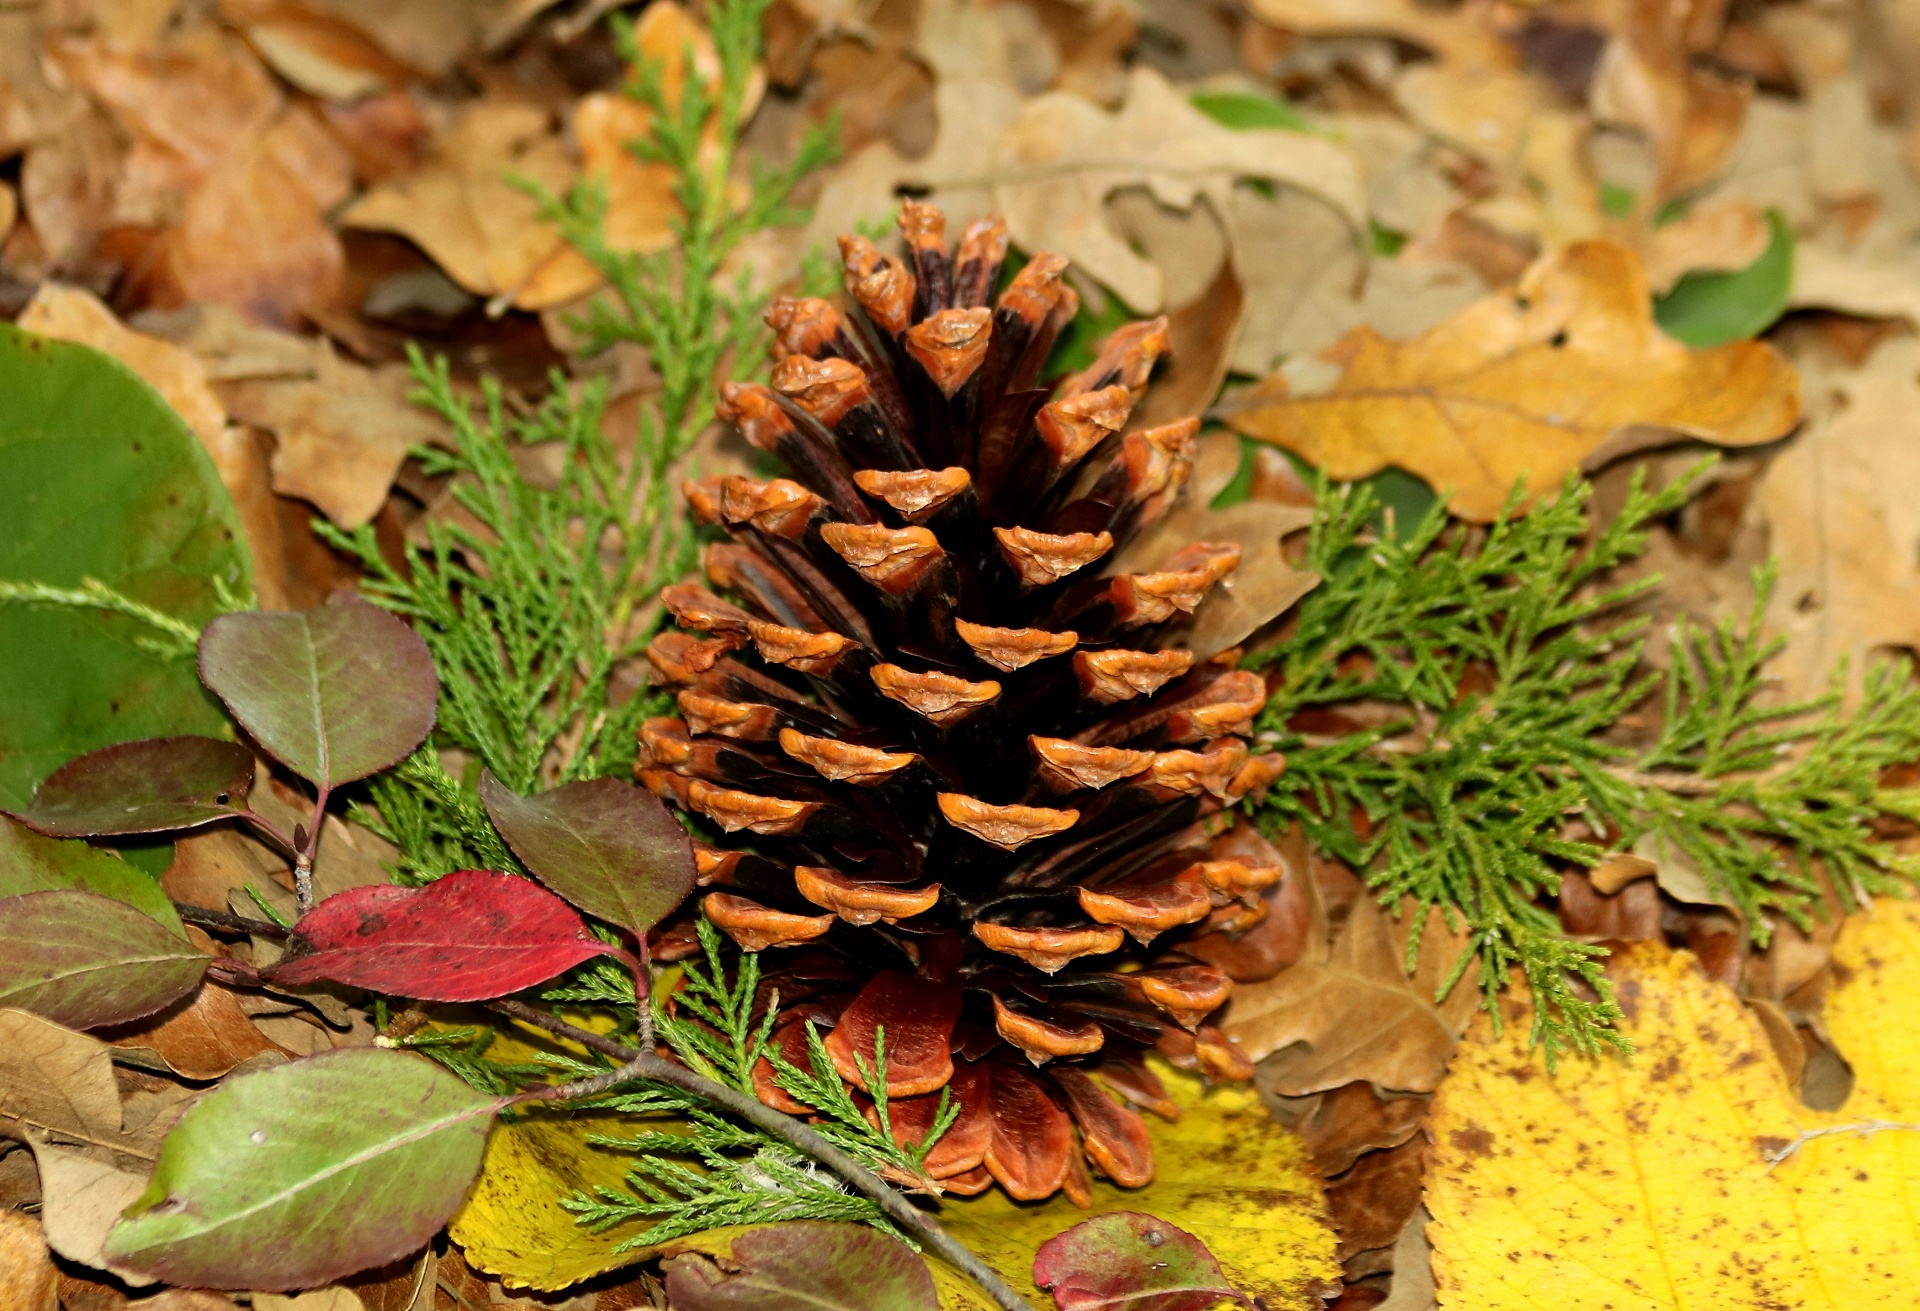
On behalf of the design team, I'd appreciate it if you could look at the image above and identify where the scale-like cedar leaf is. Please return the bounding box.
[0,889,205,1028]
[270,869,618,1002]
[480,773,695,934]
[197,592,437,788]
[1033,1212,1246,1311]
[10,737,252,837]
[106,1048,499,1290]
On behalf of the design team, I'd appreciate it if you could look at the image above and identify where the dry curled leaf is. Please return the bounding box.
[1759,337,1920,702]
[1425,903,1920,1308]
[1223,241,1802,522]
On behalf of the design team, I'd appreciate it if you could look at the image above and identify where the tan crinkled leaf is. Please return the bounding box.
[1426,904,1920,1309]
[1759,337,1920,702]
[27,1139,154,1286]
[0,1009,130,1153]
[341,99,579,309]
[1223,240,1802,522]
[17,284,226,444]
[1220,891,1477,1095]
[937,1058,1341,1311]
[982,66,1366,313]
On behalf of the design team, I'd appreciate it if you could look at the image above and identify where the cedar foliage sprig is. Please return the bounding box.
[318,0,835,880]
[560,919,953,1247]
[1251,461,1920,1059]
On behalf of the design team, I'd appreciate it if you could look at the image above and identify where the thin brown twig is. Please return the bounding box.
[488,1000,1036,1311]
[174,902,290,938]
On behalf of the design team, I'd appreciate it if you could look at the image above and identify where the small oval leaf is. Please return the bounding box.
[480,773,695,934]
[197,593,437,788]
[270,869,617,1002]
[0,815,183,933]
[0,889,206,1028]
[663,1223,940,1311]
[10,736,253,837]
[105,1047,499,1290]
[1033,1213,1246,1311]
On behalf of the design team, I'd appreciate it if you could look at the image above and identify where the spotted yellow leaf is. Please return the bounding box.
[936,1057,1340,1310]
[1427,901,1920,1309]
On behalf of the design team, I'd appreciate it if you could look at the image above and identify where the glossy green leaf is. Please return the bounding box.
[1653,209,1795,348]
[0,816,183,934]
[480,772,696,934]
[1189,90,1315,134]
[663,1222,940,1311]
[10,736,253,837]
[197,593,438,788]
[0,324,250,811]
[0,889,205,1028]
[106,1048,500,1290]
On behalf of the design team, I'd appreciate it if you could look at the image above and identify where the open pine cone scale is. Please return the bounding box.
[638,200,1295,1204]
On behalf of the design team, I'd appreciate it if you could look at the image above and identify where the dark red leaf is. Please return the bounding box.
[479,772,695,934]
[270,870,616,1002]
[663,1222,938,1311]
[9,736,253,837]
[1033,1212,1247,1311]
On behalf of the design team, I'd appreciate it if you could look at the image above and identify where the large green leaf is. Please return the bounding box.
[106,1048,500,1290]
[0,324,250,809]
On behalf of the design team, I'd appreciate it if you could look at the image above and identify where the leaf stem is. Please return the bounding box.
[293,784,330,916]
[490,1000,1038,1311]
[237,810,302,858]
[173,902,291,938]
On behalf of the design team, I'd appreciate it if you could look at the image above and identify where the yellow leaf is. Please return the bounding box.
[1223,241,1802,522]
[1425,902,1920,1309]
[935,1057,1340,1311]
[445,1017,658,1291]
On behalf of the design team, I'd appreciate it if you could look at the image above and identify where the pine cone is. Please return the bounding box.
[639,200,1291,1204]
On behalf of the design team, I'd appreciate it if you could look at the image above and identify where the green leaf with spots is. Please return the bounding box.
[106,1048,500,1290]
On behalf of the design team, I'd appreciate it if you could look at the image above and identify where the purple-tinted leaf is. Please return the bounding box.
[197,592,437,788]
[480,772,695,934]
[105,1048,499,1290]
[0,816,183,934]
[269,868,618,1002]
[9,736,253,837]
[0,889,207,1028]
[664,1223,940,1311]
[1033,1213,1248,1311]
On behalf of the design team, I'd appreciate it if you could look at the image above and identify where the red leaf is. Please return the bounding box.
[1033,1212,1247,1311]
[271,870,616,1001]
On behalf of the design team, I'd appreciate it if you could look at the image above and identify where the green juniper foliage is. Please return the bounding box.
[1250,461,1920,1059]
[319,0,835,880]
[560,920,955,1247]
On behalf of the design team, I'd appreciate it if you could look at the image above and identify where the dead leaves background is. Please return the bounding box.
[7,0,1920,1307]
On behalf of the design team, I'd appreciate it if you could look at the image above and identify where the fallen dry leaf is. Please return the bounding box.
[219,0,415,101]
[1636,197,1771,293]
[254,1291,367,1311]
[980,65,1366,313]
[1589,0,1749,204]
[1223,240,1802,522]
[1118,497,1318,660]
[27,1138,154,1286]
[101,977,291,1082]
[140,303,445,529]
[0,1210,59,1311]
[1425,903,1920,1308]
[1758,336,1920,701]
[0,1009,144,1160]
[1221,888,1477,1096]
[341,99,578,310]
